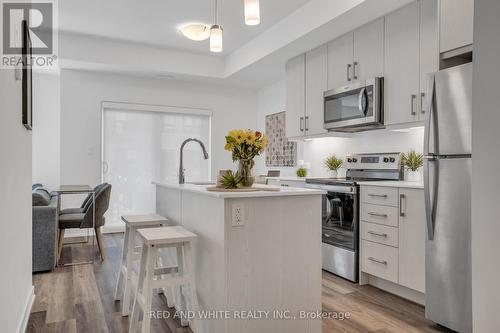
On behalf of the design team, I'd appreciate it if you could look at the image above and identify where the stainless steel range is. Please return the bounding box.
[305,153,402,282]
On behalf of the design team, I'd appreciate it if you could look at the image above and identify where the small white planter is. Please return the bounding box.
[329,170,339,178]
[405,169,423,182]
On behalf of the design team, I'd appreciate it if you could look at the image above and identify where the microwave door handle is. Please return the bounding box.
[358,88,367,114]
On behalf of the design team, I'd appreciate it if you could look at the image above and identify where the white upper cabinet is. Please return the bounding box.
[419,0,439,116]
[440,0,474,53]
[327,32,353,90]
[305,45,328,136]
[398,188,426,293]
[327,19,384,91]
[353,18,385,82]
[285,55,306,138]
[384,1,421,125]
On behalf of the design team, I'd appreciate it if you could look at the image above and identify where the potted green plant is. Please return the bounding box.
[400,150,424,182]
[324,155,343,178]
[296,167,307,178]
[219,170,244,189]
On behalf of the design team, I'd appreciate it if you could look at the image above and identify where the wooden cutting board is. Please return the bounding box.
[206,186,281,192]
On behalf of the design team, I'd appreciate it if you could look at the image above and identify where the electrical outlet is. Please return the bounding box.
[232,203,245,226]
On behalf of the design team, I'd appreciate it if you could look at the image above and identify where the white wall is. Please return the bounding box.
[32,72,60,189]
[471,0,500,331]
[255,80,424,178]
[0,70,34,332]
[59,69,257,189]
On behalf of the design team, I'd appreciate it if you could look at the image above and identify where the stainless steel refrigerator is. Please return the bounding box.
[424,62,472,333]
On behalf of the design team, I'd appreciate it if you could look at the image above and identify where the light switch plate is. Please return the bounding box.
[232,203,245,226]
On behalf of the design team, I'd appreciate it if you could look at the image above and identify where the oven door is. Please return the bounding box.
[321,190,358,252]
[324,78,382,130]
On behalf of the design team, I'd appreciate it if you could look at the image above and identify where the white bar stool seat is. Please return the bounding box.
[114,214,168,316]
[129,226,199,333]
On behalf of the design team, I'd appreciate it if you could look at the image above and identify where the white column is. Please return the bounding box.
[471,0,500,331]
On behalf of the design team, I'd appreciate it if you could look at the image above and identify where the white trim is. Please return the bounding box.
[17,286,35,333]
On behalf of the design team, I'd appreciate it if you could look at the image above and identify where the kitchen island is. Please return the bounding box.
[154,182,324,333]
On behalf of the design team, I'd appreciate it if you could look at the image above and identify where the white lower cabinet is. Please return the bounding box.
[398,188,426,293]
[360,185,425,293]
[361,240,399,283]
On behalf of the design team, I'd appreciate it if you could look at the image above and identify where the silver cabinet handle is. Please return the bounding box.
[368,194,388,198]
[368,257,388,265]
[280,184,289,187]
[353,61,359,80]
[399,193,405,217]
[411,94,417,116]
[347,64,352,81]
[368,212,388,218]
[305,116,309,131]
[420,93,426,114]
[299,117,304,132]
[367,231,388,238]
[324,233,331,238]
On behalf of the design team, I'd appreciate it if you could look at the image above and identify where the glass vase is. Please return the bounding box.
[238,159,255,187]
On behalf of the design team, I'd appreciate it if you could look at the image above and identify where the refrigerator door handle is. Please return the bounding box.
[424,76,436,156]
[424,156,438,240]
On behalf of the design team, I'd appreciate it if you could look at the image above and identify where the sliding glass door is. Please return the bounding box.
[102,107,210,227]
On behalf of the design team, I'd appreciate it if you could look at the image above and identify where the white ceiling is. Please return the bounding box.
[59,0,310,55]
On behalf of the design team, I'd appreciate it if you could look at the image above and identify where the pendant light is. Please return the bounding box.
[244,0,260,25]
[210,0,223,53]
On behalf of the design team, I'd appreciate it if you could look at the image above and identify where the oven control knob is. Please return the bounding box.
[383,157,389,163]
[352,158,358,163]
[347,158,353,163]
[389,157,396,163]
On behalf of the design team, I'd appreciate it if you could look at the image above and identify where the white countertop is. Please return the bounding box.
[153,181,325,198]
[265,176,307,182]
[357,181,424,189]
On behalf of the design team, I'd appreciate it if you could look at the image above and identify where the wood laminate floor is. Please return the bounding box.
[28,233,453,333]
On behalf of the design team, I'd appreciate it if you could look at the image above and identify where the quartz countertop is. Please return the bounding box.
[357,181,424,189]
[153,181,325,198]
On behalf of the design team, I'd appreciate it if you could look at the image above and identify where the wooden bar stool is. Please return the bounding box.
[129,226,199,333]
[114,214,168,316]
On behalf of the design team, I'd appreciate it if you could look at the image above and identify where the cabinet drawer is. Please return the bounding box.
[361,203,399,227]
[361,240,398,283]
[267,179,306,188]
[361,186,398,206]
[361,222,398,247]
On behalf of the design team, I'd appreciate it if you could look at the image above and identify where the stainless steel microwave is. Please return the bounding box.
[324,77,384,132]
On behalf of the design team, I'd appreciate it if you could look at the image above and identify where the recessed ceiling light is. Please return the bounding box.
[178,23,211,41]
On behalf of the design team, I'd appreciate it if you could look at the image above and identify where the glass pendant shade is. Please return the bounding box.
[244,0,260,25]
[210,25,223,53]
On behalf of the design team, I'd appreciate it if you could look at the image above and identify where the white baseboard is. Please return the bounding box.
[64,225,125,238]
[102,225,125,234]
[367,275,425,305]
[17,286,35,333]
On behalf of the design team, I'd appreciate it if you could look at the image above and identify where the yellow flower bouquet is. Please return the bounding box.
[225,129,267,187]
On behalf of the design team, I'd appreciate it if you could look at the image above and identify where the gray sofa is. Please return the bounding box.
[32,184,58,272]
